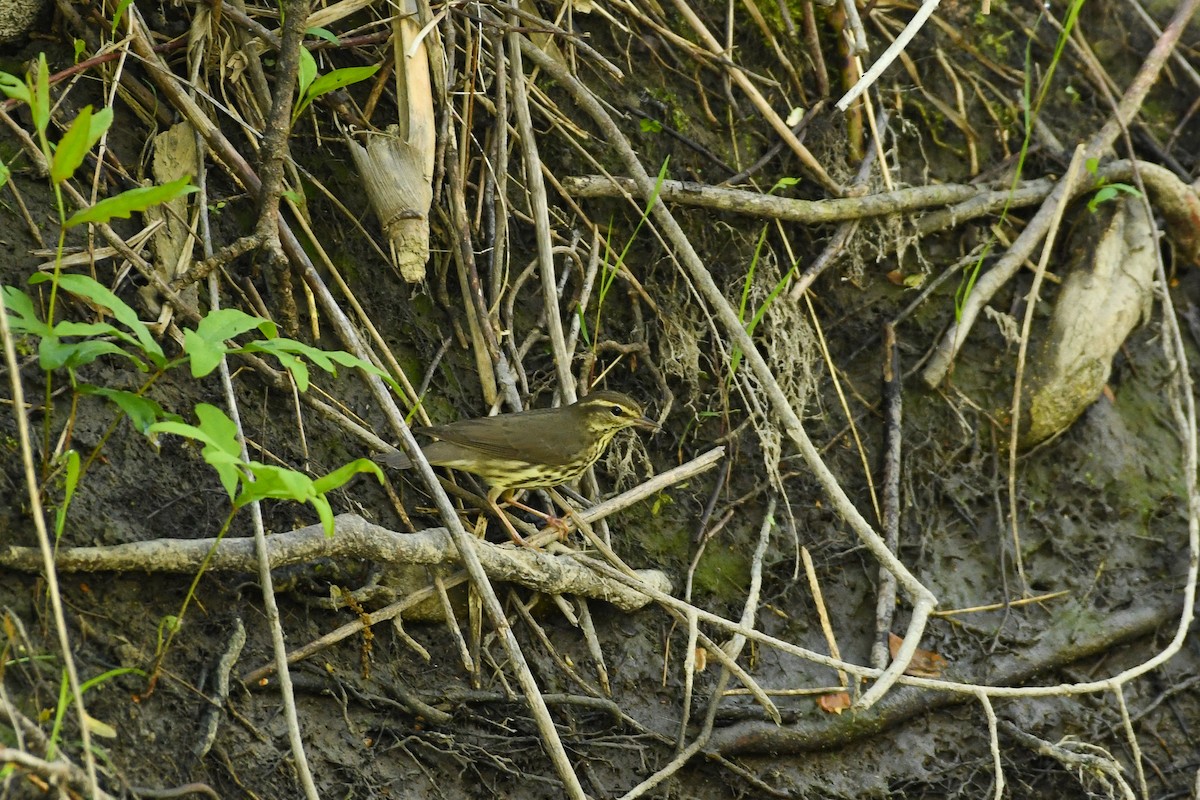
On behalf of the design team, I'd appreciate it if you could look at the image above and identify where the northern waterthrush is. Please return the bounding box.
[380,390,658,544]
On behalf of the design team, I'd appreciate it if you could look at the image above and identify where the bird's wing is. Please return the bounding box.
[422,413,578,466]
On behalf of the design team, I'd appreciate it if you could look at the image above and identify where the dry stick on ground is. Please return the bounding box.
[574,598,610,694]
[800,546,847,691]
[1113,687,1148,800]
[125,17,585,797]
[997,721,1135,799]
[188,17,299,768]
[788,107,885,300]
[977,690,1004,800]
[515,33,938,709]
[0,748,117,800]
[837,0,939,111]
[569,162,1200,265]
[194,7,320,795]
[444,124,509,408]
[505,3,575,404]
[871,323,902,671]
[564,174,992,224]
[920,0,1200,388]
[0,516,673,612]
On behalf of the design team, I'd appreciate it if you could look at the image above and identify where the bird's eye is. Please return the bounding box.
[610,405,622,417]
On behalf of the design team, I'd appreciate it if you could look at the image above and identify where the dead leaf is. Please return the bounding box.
[888,632,948,678]
[818,692,852,714]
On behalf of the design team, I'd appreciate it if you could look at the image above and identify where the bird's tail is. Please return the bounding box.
[373,449,412,469]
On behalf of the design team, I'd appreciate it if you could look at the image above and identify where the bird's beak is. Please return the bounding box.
[633,415,659,432]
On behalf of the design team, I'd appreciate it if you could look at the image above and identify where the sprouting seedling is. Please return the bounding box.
[590,158,669,348]
[292,38,380,124]
[1084,157,1141,212]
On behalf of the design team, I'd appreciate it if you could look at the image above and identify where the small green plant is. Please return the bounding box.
[585,159,669,349]
[1084,157,1141,211]
[6,279,394,486]
[46,665,141,759]
[149,402,382,536]
[728,177,801,380]
[293,41,380,123]
[140,402,382,682]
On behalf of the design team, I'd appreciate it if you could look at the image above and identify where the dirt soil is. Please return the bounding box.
[2,0,1200,798]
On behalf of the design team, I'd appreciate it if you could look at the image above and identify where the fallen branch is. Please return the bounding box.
[0,514,671,613]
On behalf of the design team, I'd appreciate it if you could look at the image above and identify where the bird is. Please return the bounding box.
[378,390,658,545]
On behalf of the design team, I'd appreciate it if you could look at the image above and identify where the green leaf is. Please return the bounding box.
[52,105,94,184]
[3,286,52,338]
[273,350,309,390]
[88,107,113,148]
[240,460,379,537]
[305,26,340,44]
[575,306,590,347]
[54,449,81,539]
[32,272,165,367]
[295,63,380,120]
[1087,186,1118,213]
[0,159,9,190]
[311,495,335,536]
[0,71,31,104]
[80,665,142,694]
[297,47,318,98]
[306,63,379,99]
[54,319,149,361]
[769,177,801,193]
[65,176,197,229]
[238,463,315,505]
[79,385,180,433]
[183,306,272,378]
[32,55,49,137]
[110,0,134,31]
[193,403,240,460]
[195,307,276,343]
[241,338,397,393]
[149,404,242,499]
[312,458,383,495]
[62,449,80,505]
[39,336,141,371]
[182,329,226,378]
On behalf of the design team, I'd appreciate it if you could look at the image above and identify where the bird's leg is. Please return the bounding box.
[503,492,571,541]
[488,489,570,542]
[488,488,528,547]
